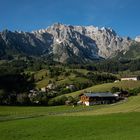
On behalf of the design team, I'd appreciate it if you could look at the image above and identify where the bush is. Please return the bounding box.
[0,89,6,104]
[129,87,140,96]
[29,92,49,105]
[56,96,68,105]
[59,88,71,95]
[67,96,75,102]
[48,98,56,106]
[111,87,121,93]
[17,93,30,105]
[48,96,68,106]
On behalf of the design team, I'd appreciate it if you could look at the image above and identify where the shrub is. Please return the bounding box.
[48,98,57,106]
[56,96,68,105]
[67,96,75,102]
[17,93,30,105]
[111,87,121,93]
[48,96,68,106]
[0,89,6,104]
[129,87,140,96]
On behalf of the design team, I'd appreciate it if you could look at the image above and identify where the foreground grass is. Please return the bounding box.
[1,95,140,140]
[0,105,97,121]
[0,112,140,140]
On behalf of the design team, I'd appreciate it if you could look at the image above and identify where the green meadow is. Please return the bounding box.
[1,81,140,140]
[1,95,140,140]
[0,112,140,140]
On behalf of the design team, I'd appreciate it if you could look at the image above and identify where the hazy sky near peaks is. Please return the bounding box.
[0,0,140,38]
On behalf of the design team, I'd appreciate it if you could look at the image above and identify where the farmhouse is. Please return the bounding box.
[80,92,117,106]
[121,77,138,81]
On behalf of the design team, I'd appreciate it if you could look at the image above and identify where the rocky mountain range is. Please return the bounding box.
[0,23,137,63]
[135,36,140,42]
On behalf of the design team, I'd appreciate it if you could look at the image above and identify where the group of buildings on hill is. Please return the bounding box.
[80,76,139,106]
[29,76,139,106]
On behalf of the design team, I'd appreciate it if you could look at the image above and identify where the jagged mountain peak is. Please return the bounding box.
[135,36,140,42]
[0,23,134,63]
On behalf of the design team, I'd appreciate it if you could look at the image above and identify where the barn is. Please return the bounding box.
[80,92,117,106]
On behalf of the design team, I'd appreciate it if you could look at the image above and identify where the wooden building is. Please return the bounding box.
[80,92,117,106]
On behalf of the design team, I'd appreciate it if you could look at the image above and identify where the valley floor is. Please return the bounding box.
[1,112,140,140]
[0,95,140,140]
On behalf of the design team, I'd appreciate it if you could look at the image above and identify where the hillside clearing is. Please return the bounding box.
[63,80,140,97]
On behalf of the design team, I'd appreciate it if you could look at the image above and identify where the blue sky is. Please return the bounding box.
[0,0,140,38]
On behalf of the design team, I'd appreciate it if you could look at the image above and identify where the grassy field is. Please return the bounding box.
[0,112,140,140]
[1,95,140,139]
[0,105,95,121]
[1,80,140,140]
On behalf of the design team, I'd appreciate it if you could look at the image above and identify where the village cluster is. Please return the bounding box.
[28,77,139,106]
